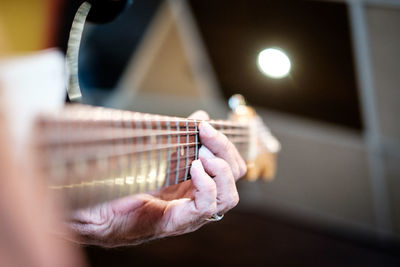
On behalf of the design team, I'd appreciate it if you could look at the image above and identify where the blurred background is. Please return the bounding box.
[2,0,400,266]
[75,0,400,265]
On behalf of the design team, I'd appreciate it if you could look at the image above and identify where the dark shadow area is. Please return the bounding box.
[85,207,400,266]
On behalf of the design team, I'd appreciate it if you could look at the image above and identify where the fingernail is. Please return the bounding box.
[200,122,217,138]
[199,146,215,159]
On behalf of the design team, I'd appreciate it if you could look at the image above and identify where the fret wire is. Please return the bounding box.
[134,119,142,194]
[240,123,245,158]
[155,117,162,190]
[184,120,190,181]
[241,124,247,160]
[114,113,123,201]
[165,121,171,187]
[127,113,134,196]
[145,118,152,192]
[105,119,112,202]
[244,123,250,161]
[140,118,149,194]
[175,119,180,185]
[62,121,71,205]
[66,120,76,206]
[111,120,117,202]
[122,114,132,197]
[77,121,84,207]
[194,120,199,161]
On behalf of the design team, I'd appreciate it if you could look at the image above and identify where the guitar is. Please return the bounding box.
[1,50,280,211]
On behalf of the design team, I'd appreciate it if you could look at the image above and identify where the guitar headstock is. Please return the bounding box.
[228,94,281,181]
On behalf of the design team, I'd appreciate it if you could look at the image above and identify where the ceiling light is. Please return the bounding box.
[257,48,291,79]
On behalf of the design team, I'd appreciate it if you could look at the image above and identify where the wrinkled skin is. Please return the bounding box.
[68,111,247,247]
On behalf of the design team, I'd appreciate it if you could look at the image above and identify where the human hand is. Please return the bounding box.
[67,111,247,247]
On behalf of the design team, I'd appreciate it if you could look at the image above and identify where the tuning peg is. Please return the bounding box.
[227,94,280,182]
[228,94,247,111]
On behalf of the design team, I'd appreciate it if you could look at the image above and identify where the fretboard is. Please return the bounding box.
[34,104,250,209]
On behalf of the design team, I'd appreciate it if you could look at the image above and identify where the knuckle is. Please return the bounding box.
[219,132,231,152]
[232,164,240,180]
[206,183,217,195]
[199,180,217,197]
[228,193,240,209]
[233,193,240,206]
[239,161,247,177]
[206,178,218,192]
[218,159,232,174]
[220,193,239,212]
[203,204,217,218]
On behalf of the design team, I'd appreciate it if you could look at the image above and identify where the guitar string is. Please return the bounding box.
[45,145,250,171]
[44,105,249,127]
[45,145,250,190]
[50,164,196,190]
[42,139,250,167]
[38,128,249,144]
[43,127,251,173]
[47,139,250,205]
[39,107,254,198]
[145,117,154,192]
[42,138,251,164]
[39,112,249,129]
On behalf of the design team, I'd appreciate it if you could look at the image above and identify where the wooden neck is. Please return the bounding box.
[34,104,250,209]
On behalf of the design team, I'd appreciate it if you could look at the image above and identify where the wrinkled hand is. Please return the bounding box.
[68,111,246,247]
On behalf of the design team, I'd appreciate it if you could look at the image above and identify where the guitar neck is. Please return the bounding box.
[34,104,250,209]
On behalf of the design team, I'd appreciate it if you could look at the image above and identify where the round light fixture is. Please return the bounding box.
[257,48,291,79]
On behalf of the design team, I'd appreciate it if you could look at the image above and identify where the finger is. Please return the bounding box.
[156,161,217,236]
[200,157,239,214]
[188,110,210,120]
[198,146,215,160]
[235,152,248,179]
[189,160,217,217]
[199,122,241,179]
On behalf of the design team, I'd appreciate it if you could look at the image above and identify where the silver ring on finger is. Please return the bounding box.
[206,213,224,222]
